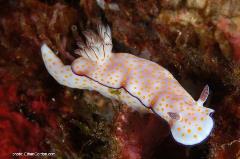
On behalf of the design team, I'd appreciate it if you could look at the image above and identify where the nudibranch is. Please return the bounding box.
[41,25,214,146]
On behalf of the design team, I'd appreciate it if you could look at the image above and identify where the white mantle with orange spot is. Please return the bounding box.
[41,24,214,146]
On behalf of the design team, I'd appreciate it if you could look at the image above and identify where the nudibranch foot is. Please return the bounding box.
[41,24,215,146]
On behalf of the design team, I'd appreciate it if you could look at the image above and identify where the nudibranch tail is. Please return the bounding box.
[41,44,83,89]
[75,24,112,64]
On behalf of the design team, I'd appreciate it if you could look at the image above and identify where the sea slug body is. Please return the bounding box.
[41,24,214,146]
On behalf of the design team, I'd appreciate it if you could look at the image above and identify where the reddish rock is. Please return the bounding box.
[216,17,240,61]
[0,106,44,159]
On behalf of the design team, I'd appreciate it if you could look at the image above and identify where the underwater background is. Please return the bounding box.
[0,0,239,158]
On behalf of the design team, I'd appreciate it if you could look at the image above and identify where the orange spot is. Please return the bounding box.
[187,129,191,133]
[177,127,181,131]
[198,127,202,131]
